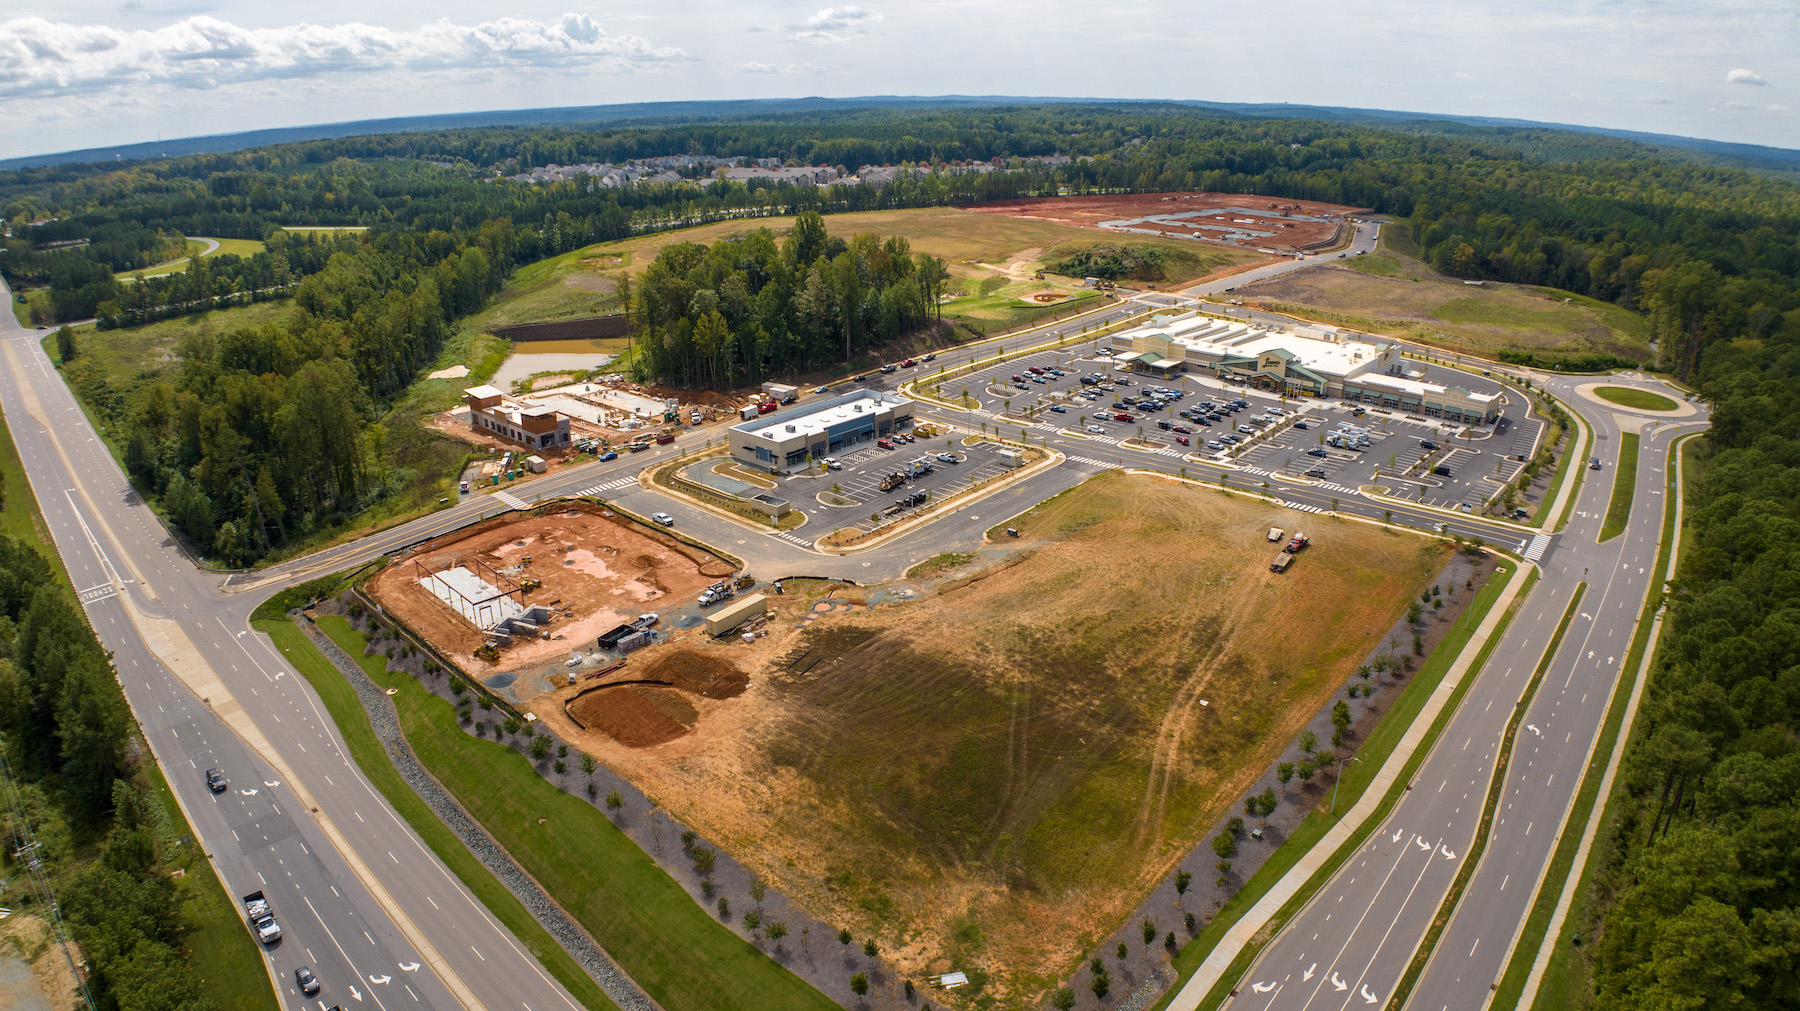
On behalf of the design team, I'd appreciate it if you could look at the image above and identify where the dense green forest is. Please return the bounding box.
[5,103,1799,564]
[0,535,222,1010]
[1584,310,1800,1009]
[631,211,949,385]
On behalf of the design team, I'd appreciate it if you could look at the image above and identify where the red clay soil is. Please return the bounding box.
[367,502,730,675]
[968,191,1369,251]
[563,649,748,746]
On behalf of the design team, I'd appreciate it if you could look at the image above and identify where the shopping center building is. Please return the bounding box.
[729,390,915,473]
[1114,312,1498,424]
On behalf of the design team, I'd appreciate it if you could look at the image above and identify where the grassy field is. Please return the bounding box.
[494,207,1256,335]
[1160,562,1531,1011]
[116,237,270,280]
[10,287,53,328]
[1592,386,1677,411]
[1599,433,1640,541]
[257,617,625,1011]
[2,408,275,1010]
[301,613,835,1011]
[1236,229,1650,364]
[602,471,1445,1006]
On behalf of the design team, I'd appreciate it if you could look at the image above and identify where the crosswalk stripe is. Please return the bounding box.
[1522,534,1551,562]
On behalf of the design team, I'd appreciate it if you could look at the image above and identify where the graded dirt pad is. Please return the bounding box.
[367,502,726,675]
[969,191,1365,252]
[563,649,749,747]
[566,472,1446,1006]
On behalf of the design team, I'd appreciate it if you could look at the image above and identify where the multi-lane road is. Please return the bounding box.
[1,209,1696,1011]
[0,282,589,1011]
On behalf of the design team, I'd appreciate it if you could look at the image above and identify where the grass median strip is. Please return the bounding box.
[279,610,837,1011]
[1384,582,1586,1009]
[1153,559,1533,1011]
[1500,433,1690,1010]
[256,616,624,1011]
[1598,433,1639,541]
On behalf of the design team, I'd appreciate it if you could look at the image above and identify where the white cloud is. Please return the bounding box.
[1453,71,1474,80]
[788,5,881,44]
[1727,67,1766,85]
[0,12,689,98]
[741,61,824,75]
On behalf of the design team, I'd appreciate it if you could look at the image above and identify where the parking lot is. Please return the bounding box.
[769,436,1015,536]
[1234,400,1537,510]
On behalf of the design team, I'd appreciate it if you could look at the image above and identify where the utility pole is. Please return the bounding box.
[0,742,96,1010]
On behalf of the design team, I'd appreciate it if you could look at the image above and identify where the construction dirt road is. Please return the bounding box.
[368,501,734,675]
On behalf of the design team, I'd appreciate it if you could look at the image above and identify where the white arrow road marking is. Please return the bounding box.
[1587,650,1594,659]
[1608,656,1615,666]
[369,974,391,985]
[1332,972,1348,991]
[238,788,258,796]
[1443,847,1458,860]
[398,962,420,972]
[348,986,363,1002]
[1391,829,1403,843]
[1303,963,1316,982]
[1415,837,1432,851]
[1526,724,1541,736]
[235,631,244,637]
[1361,984,1379,1004]
[1252,981,1275,993]
[263,780,280,788]
[1580,612,1591,620]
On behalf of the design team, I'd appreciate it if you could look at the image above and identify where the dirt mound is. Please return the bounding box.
[566,683,696,747]
[639,650,749,699]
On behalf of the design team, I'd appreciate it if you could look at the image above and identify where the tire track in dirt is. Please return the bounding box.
[1131,581,1267,852]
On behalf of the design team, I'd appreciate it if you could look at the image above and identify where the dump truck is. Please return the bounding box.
[1270,551,1294,573]
[1286,531,1309,553]
[243,890,282,944]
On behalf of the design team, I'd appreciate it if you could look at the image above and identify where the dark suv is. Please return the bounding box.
[206,768,227,793]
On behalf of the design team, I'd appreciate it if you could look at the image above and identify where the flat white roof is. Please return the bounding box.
[733,391,909,442]
[464,384,505,399]
[1357,372,1498,404]
[1127,313,1388,379]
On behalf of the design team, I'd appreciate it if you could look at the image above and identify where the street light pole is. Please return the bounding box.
[1330,755,1363,816]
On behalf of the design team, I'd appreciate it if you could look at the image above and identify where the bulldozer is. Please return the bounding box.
[474,642,502,663]
[519,575,543,592]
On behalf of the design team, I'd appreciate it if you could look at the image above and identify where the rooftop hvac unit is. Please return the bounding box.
[785,424,797,433]
[853,404,863,412]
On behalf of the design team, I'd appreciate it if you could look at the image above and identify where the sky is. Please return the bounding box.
[0,1,1795,161]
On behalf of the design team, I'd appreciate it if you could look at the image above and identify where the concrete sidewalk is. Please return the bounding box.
[1167,559,1532,1011]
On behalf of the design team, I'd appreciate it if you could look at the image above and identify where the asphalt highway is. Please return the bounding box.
[1,210,1680,1011]
[0,281,585,1011]
[1209,375,1704,1011]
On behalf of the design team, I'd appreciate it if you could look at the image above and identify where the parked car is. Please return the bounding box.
[1307,448,1328,457]
[937,452,958,463]
[1114,413,1134,422]
[1237,425,1254,434]
[1086,425,1107,434]
[1172,425,1190,434]
[1157,420,1173,430]
[1420,440,1438,450]
[1293,421,1309,430]
[206,768,227,793]
[823,457,842,469]
[1031,376,1046,384]
[877,438,893,449]
[1207,440,1225,450]
[1028,366,1045,374]
[651,512,676,526]
[1014,382,1030,390]
[1049,405,1067,413]
[1176,435,1190,446]
[295,967,320,997]
[1432,465,1453,476]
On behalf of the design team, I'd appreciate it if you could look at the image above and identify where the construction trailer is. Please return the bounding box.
[705,593,768,637]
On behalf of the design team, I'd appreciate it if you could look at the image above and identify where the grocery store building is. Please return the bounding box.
[729,390,915,473]
[1114,313,1497,423]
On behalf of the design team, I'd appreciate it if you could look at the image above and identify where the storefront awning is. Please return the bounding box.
[1111,351,1144,362]
[1147,357,1181,369]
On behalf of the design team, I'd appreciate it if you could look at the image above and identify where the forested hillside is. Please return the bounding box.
[5,103,1798,568]
[1583,306,1800,1010]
